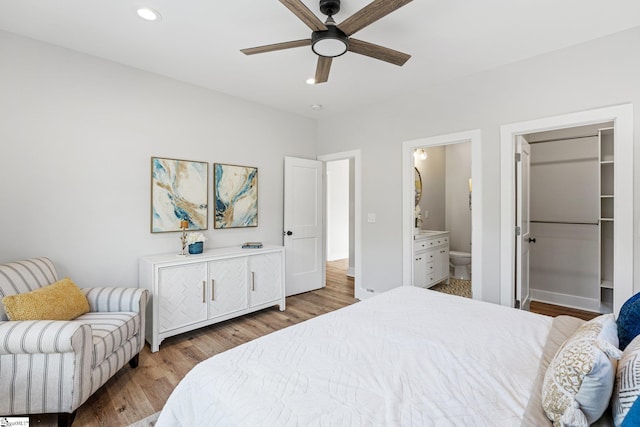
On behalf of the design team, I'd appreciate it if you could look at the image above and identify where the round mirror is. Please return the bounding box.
[414,167,422,206]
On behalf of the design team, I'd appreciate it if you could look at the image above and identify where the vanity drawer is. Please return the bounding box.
[428,236,449,247]
[414,240,429,251]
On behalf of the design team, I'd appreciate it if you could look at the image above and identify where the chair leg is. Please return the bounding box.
[57,410,77,427]
[129,353,140,368]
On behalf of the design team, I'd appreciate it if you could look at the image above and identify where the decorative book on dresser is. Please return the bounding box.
[139,245,285,352]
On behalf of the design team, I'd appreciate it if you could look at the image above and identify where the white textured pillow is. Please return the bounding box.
[542,314,622,426]
[613,334,640,426]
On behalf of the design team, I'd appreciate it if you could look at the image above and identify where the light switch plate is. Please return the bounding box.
[367,213,376,223]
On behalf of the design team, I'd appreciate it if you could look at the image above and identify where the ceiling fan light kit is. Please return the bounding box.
[242,0,413,83]
[311,25,349,57]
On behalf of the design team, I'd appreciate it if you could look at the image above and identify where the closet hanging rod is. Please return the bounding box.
[530,220,599,225]
[528,134,598,144]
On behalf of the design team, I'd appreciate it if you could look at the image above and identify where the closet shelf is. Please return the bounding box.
[600,280,614,289]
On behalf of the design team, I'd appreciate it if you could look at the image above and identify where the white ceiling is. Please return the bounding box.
[1,0,640,118]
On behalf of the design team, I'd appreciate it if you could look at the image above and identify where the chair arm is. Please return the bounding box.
[0,320,94,415]
[0,320,92,355]
[82,287,148,313]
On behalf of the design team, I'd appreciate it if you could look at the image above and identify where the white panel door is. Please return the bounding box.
[158,263,207,333]
[284,156,323,296]
[208,258,248,319]
[516,136,532,310]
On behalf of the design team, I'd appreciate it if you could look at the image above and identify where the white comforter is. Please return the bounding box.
[157,286,552,426]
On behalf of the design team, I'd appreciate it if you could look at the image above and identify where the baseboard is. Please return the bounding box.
[530,289,601,312]
[346,266,355,278]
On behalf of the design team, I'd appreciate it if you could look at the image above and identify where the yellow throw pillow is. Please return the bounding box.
[2,277,90,321]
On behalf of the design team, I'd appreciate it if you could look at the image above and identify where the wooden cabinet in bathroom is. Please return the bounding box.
[413,231,449,288]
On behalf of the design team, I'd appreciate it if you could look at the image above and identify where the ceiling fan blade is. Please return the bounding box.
[279,0,327,31]
[338,0,413,36]
[314,56,332,83]
[348,38,410,66]
[241,39,311,55]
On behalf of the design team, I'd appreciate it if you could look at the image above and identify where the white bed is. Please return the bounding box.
[156,286,586,426]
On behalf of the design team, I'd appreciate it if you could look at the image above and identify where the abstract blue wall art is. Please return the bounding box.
[214,163,258,228]
[151,157,208,232]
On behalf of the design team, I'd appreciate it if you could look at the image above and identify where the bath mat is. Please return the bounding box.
[431,278,471,298]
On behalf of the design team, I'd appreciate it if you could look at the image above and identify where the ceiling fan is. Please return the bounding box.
[241,0,413,84]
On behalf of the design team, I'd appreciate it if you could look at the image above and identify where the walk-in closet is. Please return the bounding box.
[526,122,614,313]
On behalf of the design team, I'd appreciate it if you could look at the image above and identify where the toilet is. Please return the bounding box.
[449,251,472,280]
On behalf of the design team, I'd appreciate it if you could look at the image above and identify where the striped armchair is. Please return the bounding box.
[0,258,148,426]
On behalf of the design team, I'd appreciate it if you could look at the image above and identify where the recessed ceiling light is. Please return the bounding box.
[306,78,316,85]
[136,7,161,21]
[310,104,323,110]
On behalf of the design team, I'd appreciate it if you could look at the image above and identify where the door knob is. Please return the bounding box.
[284,230,293,236]
[528,237,536,243]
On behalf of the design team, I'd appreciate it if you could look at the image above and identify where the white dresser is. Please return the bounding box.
[413,231,449,288]
[139,245,285,352]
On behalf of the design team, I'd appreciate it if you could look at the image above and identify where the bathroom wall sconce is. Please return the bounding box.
[414,148,428,161]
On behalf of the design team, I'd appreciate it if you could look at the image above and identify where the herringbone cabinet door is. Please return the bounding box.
[209,258,248,318]
[249,252,282,307]
[158,263,208,333]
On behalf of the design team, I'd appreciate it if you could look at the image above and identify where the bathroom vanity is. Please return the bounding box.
[413,230,450,288]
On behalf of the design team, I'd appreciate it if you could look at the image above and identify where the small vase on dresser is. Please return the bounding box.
[188,241,203,254]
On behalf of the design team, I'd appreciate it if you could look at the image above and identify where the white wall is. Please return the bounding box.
[317,27,640,301]
[3,27,640,302]
[445,142,471,253]
[326,159,349,261]
[0,31,317,288]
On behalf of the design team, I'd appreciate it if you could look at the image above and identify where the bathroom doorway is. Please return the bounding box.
[402,130,483,300]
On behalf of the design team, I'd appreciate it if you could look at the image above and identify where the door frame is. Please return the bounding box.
[500,104,634,314]
[402,129,483,299]
[318,149,364,300]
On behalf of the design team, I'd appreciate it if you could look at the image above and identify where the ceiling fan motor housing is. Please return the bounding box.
[319,0,341,17]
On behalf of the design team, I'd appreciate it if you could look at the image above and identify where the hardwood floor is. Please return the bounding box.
[34,259,596,426]
[530,300,599,321]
